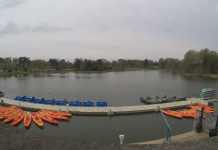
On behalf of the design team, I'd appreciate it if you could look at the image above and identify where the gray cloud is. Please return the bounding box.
[0,0,27,9]
[0,21,70,34]
[0,0,218,60]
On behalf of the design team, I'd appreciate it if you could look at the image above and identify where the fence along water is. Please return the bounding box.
[193,109,218,134]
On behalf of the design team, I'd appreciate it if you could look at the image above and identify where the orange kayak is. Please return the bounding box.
[31,112,43,127]
[36,112,58,124]
[41,110,72,117]
[4,110,21,122]
[166,110,183,118]
[39,111,68,120]
[178,110,191,117]
[24,112,32,127]
[12,111,26,126]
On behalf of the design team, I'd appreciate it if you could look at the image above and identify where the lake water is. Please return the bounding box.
[0,71,218,144]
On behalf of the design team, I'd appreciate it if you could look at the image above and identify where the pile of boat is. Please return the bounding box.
[0,91,4,97]
[161,105,215,119]
[140,95,186,104]
[14,96,108,107]
[0,106,72,128]
[200,88,216,100]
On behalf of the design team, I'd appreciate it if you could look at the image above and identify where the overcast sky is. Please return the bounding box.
[0,0,218,61]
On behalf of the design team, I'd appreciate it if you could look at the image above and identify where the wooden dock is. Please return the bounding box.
[129,131,208,145]
[0,97,217,115]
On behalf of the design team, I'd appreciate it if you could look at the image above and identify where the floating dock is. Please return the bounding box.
[0,97,217,115]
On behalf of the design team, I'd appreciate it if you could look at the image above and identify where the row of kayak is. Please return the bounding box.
[0,106,72,128]
[161,105,215,118]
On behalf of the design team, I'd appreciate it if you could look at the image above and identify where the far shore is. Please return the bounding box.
[159,70,218,79]
[0,68,158,76]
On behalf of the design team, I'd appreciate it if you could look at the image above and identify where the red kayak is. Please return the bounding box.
[24,112,32,127]
[12,111,26,126]
[39,111,68,120]
[31,112,43,127]
[4,110,22,123]
[35,112,58,124]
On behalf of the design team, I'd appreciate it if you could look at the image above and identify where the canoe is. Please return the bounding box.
[31,112,43,127]
[24,112,32,127]
[4,110,21,122]
[140,97,162,104]
[35,112,58,124]
[202,88,216,93]
[12,111,26,126]
[39,112,68,120]
[140,96,180,104]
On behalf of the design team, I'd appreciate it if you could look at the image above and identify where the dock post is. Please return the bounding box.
[1,100,4,105]
[119,135,124,145]
[66,104,69,113]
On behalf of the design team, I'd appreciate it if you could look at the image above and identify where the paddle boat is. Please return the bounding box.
[69,100,83,107]
[83,100,94,107]
[56,99,67,106]
[43,98,56,105]
[96,100,108,107]
[32,98,44,104]
[0,91,4,97]
[14,95,26,101]
[23,97,35,102]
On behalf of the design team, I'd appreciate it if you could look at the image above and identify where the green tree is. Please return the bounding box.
[16,57,31,72]
[144,59,148,68]
[49,58,59,70]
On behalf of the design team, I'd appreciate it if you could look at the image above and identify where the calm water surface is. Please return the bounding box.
[0,71,218,144]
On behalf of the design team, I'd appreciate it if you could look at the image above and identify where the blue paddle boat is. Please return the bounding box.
[0,91,4,97]
[56,99,67,106]
[83,100,94,107]
[23,97,35,102]
[69,100,83,107]
[32,98,44,104]
[43,98,56,105]
[14,95,26,101]
[96,100,108,107]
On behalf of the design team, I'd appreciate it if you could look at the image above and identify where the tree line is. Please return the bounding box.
[158,48,218,74]
[1,48,217,74]
[0,57,157,72]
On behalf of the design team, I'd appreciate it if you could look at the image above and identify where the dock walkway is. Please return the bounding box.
[130,131,208,145]
[0,97,217,115]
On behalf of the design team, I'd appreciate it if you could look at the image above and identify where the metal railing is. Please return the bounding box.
[158,106,172,144]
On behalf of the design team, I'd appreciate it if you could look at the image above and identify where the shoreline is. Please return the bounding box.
[0,68,158,76]
[159,70,218,79]
[0,120,217,150]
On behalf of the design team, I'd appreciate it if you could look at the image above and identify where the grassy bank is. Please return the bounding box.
[0,68,160,76]
[124,68,159,71]
[0,70,112,76]
[159,70,218,79]
[183,74,218,79]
